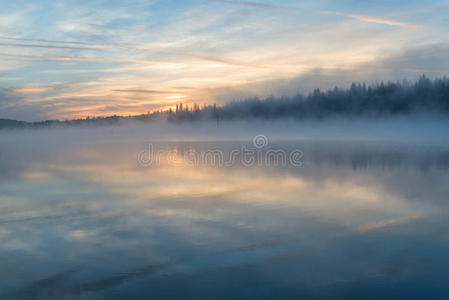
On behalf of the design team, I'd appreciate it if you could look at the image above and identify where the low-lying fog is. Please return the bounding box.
[1,117,449,299]
[2,116,449,145]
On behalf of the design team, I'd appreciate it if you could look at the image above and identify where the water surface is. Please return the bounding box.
[1,131,449,299]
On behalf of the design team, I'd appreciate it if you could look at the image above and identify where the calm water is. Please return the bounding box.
[1,131,449,299]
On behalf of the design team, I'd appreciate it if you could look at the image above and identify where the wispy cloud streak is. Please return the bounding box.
[207,0,422,31]
[0,35,93,46]
[0,42,98,51]
[164,51,267,69]
[208,0,293,10]
[355,213,426,232]
[0,0,435,120]
[113,89,177,94]
[319,11,424,31]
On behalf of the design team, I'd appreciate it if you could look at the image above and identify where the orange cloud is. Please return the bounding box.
[354,213,426,232]
[320,11,424,31]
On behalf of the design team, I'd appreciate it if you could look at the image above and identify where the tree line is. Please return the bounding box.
[1,75,449,129]
[168,75,449,122]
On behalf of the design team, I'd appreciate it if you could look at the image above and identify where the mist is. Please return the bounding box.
[2,115,449,167]
[3,109,449,300]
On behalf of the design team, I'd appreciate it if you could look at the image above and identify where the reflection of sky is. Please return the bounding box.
[1,0,449,120]
[1,133,449,298]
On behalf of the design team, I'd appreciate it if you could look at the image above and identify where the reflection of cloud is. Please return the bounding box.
[67,263,172,296]
[1,135,447,297]
[355,213,426,232]
[29,269,79,293]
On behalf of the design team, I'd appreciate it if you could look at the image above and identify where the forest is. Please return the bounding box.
[1,75,449,129]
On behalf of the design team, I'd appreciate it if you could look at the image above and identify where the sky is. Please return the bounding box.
[0,0,448,121]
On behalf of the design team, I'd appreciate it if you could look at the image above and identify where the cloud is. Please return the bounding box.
[207,0,422,31]
[0,88,48,121]
[0,0,439,121]
[207,0,293,10]
[164,51,267,69]
[208,42,449,103]
[0,35,93,46]
[0,51,126,63]
[354,213,425,232]
[16,87,51,94]
[378,43,449,73]
[113,89,176,94]
[0,88,21,106]
[319,11,424,31]
[5,42,449,121]
[0,42,98,51]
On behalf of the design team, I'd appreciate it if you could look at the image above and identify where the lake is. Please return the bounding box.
[1,127,449,299]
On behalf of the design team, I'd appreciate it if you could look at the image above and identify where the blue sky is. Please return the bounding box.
[0,0,448,120]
